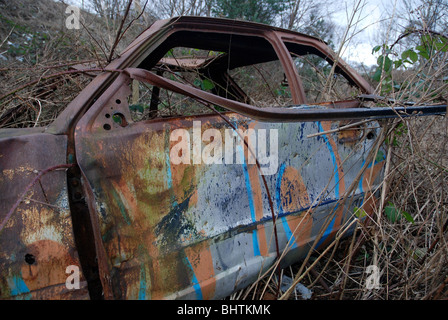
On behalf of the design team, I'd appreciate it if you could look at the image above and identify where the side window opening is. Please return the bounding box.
[128,76,212,122]
[228,60,293,108]
[129,31,293,122]
[285,42,363,104]
[129,48,225,121]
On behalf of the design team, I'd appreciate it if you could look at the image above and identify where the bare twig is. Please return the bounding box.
[107,0,133,63]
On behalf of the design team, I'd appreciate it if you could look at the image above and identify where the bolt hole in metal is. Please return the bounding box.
[25,254,35,265]
[112,112,128,127]
[103,123,111,130]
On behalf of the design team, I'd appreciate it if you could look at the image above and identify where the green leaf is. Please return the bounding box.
[384,202,414,223]
[412,247,427,260]
[275,88,285,96]
[420,34,433,45]
[354,207,367,219]
[166,49,174,57]
[383,56,392,72]
[372,45,382,54]
[129,104,144,113]
[402,210,414,223]
[415,45,430,59]
[387,137,399,146]
[375,150,385,162]
[375,150,384,162]
[395,122,408,136]
[415,44,426,52]
[372,67,383,82]
[418,50,430,59]
[409,50,418,63]
[201,79,215,91]
[402,49,418,63]
[385,203,401,223]
[435,41,448,52]
[401,49,409,60]
[394,60,403,68]
[377,55,392,71]
[381,79,393,93]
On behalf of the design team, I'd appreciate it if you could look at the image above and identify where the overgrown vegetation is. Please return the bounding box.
[0,0,153,127]
[1,0,447,300]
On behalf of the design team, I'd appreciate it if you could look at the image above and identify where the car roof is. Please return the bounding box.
[160,16,326,42]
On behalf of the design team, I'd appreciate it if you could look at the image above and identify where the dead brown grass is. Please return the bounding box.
[0,0,154,128]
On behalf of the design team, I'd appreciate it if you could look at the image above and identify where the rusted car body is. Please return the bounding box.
[1,16,445,300]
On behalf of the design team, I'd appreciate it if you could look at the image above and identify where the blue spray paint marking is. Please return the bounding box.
[275,163,286,213]
[316,122,339,247]
[138,263,146,300]
[10,275,30,299]
[165,151,173,190]
[238,143,261,256]
[165,130,178,208]
[359,151,386,193]
[165,128,173,191]
[185,256,203,300]
[238,144,256,223]
[276,163,298,249]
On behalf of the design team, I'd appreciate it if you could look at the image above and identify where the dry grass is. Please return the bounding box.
[0,0,93,127]
[0,0,153,128]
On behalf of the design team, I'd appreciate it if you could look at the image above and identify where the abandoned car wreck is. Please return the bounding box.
[0,16,446,300]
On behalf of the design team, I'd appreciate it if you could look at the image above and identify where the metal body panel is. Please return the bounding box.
[76,98,385,298]
[0,133,89,299]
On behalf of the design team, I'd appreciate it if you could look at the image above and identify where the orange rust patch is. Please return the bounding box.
[247,163,268,256]
[362,161,385,192]
[190,189,199,207]
[145,235,163,299]
[279,166,313,247]
[337,120,362,144]
[280,166,310,211]
[21,240,78,292]
[184,241,216,300]
[284,212,313,247]
[244,120,270,256]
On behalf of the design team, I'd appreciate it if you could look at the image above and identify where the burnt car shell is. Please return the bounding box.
[2,16,438,300]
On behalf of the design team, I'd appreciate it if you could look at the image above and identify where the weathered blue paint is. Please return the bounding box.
[184,257,203,300]
[10,275,30,298]
[139,264,147,300]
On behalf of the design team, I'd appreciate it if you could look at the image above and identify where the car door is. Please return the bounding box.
[0,130,91,299]
[74,21,385,300]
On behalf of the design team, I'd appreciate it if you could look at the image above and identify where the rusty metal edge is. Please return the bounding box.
[44,16,377,136]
